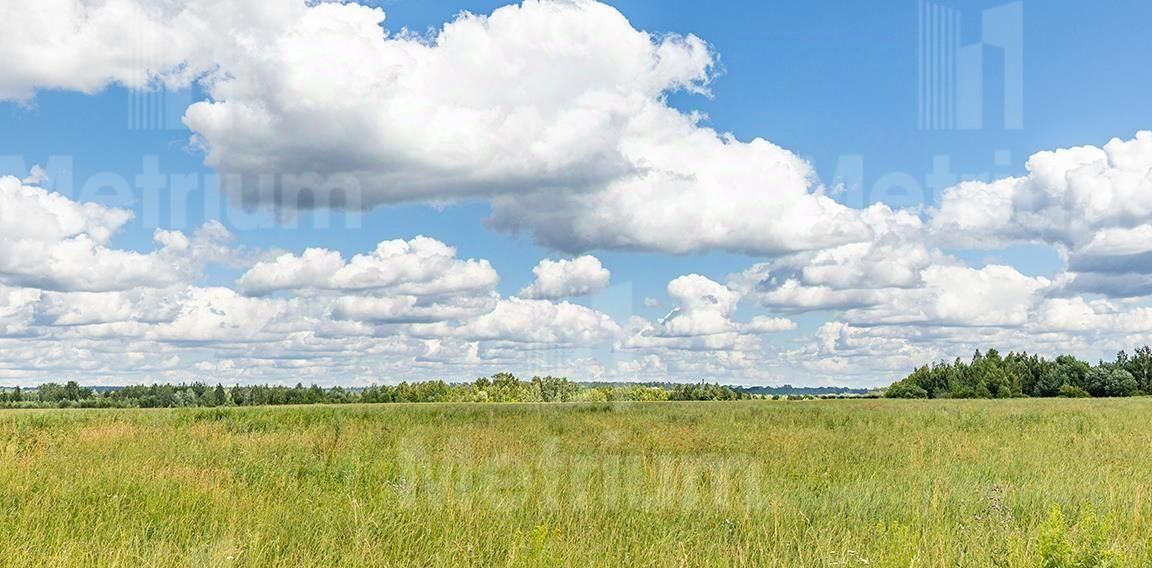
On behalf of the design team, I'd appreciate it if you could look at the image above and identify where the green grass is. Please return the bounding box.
[2,399,1151,566]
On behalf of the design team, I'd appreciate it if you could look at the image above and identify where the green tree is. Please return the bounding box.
[1125,345,1152,393]
[1055,355,1092,392]
[63,381,81,401]
[1084,367,1138,397]
[1034,366,1068,397]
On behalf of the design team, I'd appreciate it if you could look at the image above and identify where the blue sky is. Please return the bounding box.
[0,0,1150,386]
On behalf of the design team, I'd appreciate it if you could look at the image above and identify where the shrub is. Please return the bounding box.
[1057,385,1090,398]
[885,381,928,399]
[1039,506,1073,567]
[1037,504,1115,567]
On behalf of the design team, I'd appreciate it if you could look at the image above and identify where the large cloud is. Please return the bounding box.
[931,131,1152,250]
[0,0,204,100]
[1,0,905,256]
[930,131,1152,300]
[185,0,905,255]
[180,0,895,255]
[183,0,713,205]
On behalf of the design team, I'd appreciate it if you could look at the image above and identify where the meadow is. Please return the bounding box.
[1,399,1150,566]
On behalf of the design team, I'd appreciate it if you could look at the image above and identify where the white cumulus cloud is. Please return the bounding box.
[0,176,227,292]
[238,236,498,297]
[519,255,610,299]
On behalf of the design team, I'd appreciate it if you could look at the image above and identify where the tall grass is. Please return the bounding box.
[1,399,1150,565]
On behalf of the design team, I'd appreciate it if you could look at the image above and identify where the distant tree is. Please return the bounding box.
[1113,369,1140,396]
[1083,368,1138,397]
[63,381,81,401]
[214,384,228,406]
[1125,345,1152,393]
[1055,355,1092,392]
[1034,366,1067,397]
[307,384,324,404]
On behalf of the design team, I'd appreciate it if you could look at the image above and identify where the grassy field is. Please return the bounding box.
[2,399,1151,566]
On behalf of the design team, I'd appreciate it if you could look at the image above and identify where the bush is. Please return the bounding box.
[1058,384,1090,398]
[885,381,928,399]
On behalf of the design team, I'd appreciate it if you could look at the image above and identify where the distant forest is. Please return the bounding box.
[886,346,1152,399]
[0,374,764,409]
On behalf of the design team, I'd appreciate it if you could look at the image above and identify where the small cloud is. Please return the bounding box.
[519,255,610,300]
[21,165,48,185]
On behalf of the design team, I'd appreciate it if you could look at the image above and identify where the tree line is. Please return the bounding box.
[886,346,1152,398]
[0,373,753,409]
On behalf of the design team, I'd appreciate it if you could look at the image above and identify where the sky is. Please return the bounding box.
[0,0,1150,387]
